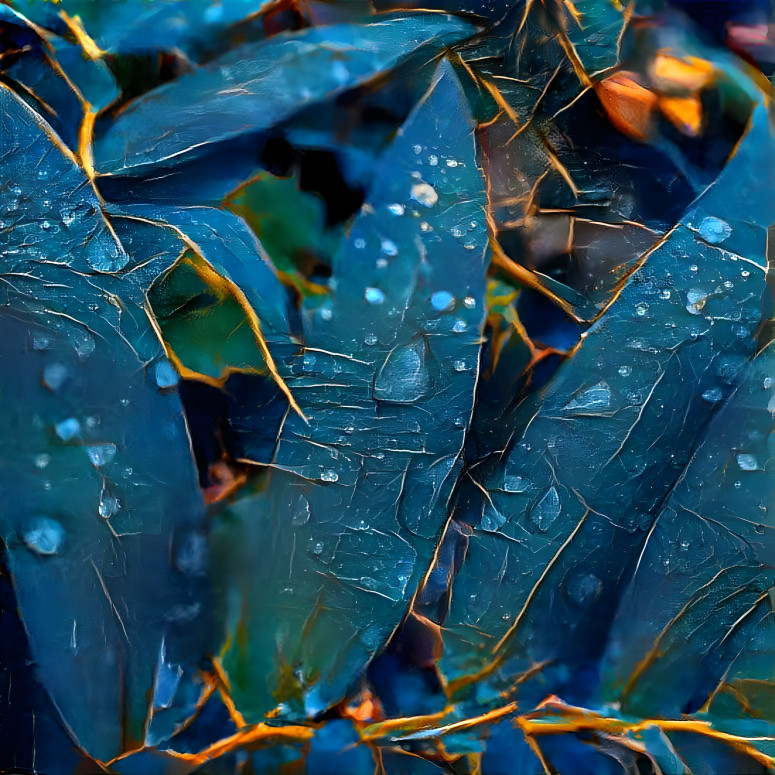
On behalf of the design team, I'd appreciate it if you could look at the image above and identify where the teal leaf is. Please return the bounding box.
[0,87,208,762]
[93,13,477,175]
[430,98,773,706]
[211,59,490,722]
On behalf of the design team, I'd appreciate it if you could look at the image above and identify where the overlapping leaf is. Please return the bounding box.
[0,86,209,763]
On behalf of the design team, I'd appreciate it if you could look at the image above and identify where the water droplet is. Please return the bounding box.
[373,341,430,404]
[618,365,632,377]
[463,296,476,309]
[55,417,81,441]
[685,287,708,315]
[354,237,366,249]
[679,540,690,550]
[312,541,324,555]
[451,226,465,238]
[43,362,68,392]
[701,387,723,402]
[659,289,671,300]
[412,144,422,155]
[763,377,772,389]
[98,495,120,518]
[380,239,398,256]
[755,524,766,535]
[87,443,117,468]
[430,290,454,311]
[34,453,51,469]
[736,453,760,471]
[453,359,467,372]
[564,381,611,413]
[291,496,310,526]
[724,280,734,289]
[120,398,131,407]
[22,516,64,556]
[741,269,750,278]
[37,169,48,180]
[428,154,439,166]
[529,486,561,531]
[364,333,378,346]
[689,264,698,272]
[364,287,386,305]
[635,302,649,317]
[734,480,742,489]
[452,320,467,333]
[698,216,732,244]
[387,203,405,216]
[411,183,438,208]
[154,360,179,389]
[446,159,459,168]
[320,469,339,483]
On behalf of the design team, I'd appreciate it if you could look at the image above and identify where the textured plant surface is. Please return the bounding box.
[0,0,773,773]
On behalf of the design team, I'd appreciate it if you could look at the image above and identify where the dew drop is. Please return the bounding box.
[635,302,649,317]
[364,287,386,305]
[411,183,438,208]
[381,239,398,256]
[736,453,760,471]
[453,359,467,372]
[387,203,405,216]
[43,362,69,392]
[698,216,732,244]
[55,417,81,441]
[22,516,64,556]
[529,486,561,532]
[87,443,117,468]
[320,469,339,483]
[463,296,476,309]
[430,290,454,311]
[154,360,179,389]
[373,341,430,403]
[428,154,439,166]
[618,365,632,377]
[701,387,723,402]
[452,320,467,333]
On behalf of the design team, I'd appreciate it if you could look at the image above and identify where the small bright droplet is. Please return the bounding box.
[698,216,732,244]
[320,469,339,483]
[736,453,760,471]
[453,359,467,372]
[154,360,179,389]
[55,417,81,441]
[387,203,405,216]
[411,182,438,208]
[635,302,649,316]
[22,516,64,556]
[364,287,386,305]
[430,290,454,311]
[618,365,632,377]
[87,443,117,468]
[43,362,69,392]
[452,320,468,333]
[463,296,476,309]
[701,387,723,402]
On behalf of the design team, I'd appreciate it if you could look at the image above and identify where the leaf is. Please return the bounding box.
[211,59,490,723]
[600,342,775,723]
[7,0,275,58]
[0,86,209,762]
[425,99,773,708]
[92,13,477,175]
